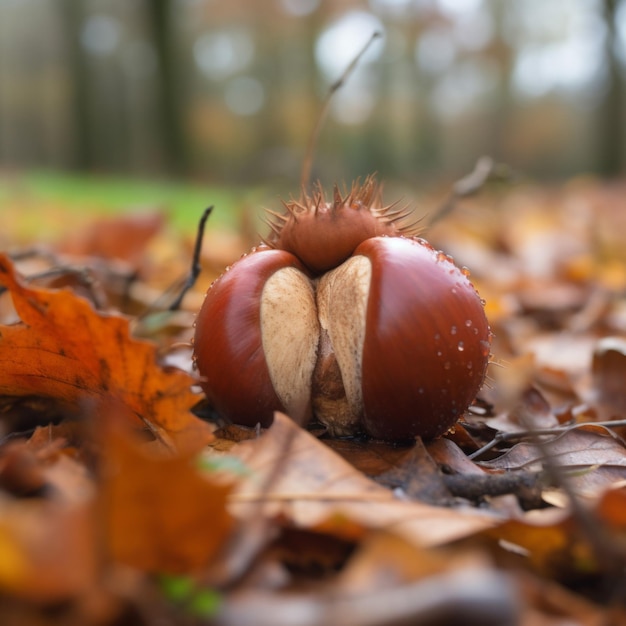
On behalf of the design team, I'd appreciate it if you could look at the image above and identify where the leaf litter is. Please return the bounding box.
[1,180,626,624]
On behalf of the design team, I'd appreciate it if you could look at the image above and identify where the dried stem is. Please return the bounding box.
[473,414,626,603]
[300,31,382,191]
[427,156,512,228]
[168,205,213,311]
[467,419,626,461]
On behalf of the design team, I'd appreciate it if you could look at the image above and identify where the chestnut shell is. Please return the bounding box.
[193,248,307,427]
[357,237,491,440]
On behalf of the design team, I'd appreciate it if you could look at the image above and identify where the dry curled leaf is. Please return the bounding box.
[0,254,210,453]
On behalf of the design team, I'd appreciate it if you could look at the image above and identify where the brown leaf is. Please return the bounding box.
[213,550,518,626]
[517,569,617,625]
[376,439,453,505]
[427,437,486,477]
[0,442,48,496]
[60,212,165,265]
[336,530,485,593]
[101,406,233,574]
[479,424,626,494]
[0,498,97,603]
[595,485,626,531]
[0,254,210,453]
[482,486,626,592]
[321,436,410,477]
[0,443,98,603]
[218,413,498,548]
[483,509,594,580]
[591,337,626,414]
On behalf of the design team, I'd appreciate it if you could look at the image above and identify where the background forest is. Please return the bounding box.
[1,0,625,189]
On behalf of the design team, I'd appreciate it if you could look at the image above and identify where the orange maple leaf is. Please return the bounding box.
[0,254,211,453]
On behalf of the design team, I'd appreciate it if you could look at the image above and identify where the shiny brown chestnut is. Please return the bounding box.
[193,247,318,428]
[193,178,491,441]
[350,236,490,440]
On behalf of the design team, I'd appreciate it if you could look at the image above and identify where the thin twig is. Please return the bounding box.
[468,419,626,461]
[229,492,394,503]
[8,247,58,264]
[168,205,213,311]
[300,31,382,191]
[0,261,106,308]
[427,156,512,228]
[442,469,546,502]
[502,412,626,603]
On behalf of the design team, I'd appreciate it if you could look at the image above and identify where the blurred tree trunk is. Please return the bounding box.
[485,0,514,165]
[148,0,188,175]
[60,0,92,171]
[597,0,624,176]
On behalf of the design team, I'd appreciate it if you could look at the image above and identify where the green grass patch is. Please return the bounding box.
[0,170,250,232]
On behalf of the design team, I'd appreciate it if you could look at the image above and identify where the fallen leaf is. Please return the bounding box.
[335,530,488,593]
[591,336,626,414]
[427,437,486,476]
[0,498,97,603]
[101,404,233,574]
[215,413,499,548]
[0,442,97,603]
[595,484,626,531]
[482,508,594,580]
[489,386,560,433]
[375,439,453,505]
[321,437,410,477]
[516,569,617,626]
[60,212,165,265]
[478,424,626,495]
[212,561,519,626]
[0,254,210,453]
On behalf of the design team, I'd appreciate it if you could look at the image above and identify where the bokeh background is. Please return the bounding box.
[1,0,625,207]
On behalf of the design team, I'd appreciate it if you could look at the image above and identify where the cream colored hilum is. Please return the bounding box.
[260,267,320,422]
[316,255,371,421]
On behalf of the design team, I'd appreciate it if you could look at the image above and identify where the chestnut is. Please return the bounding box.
[193,247,319,428]
[193,178,491,441]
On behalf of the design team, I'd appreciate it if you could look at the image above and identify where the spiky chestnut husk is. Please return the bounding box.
[264,175,418,274]
[193,178,491,442]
